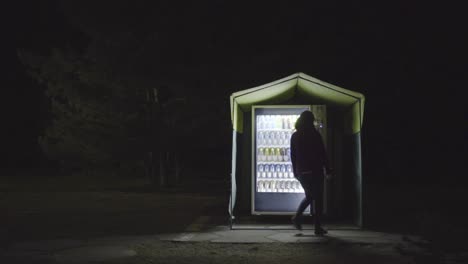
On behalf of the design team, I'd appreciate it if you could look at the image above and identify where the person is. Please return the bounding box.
[290,110,332,235]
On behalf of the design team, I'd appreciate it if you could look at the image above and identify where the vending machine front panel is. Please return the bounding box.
[252,106,311,215]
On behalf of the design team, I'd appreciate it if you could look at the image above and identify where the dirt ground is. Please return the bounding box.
[0,172,227,244]
[102,240,413,264]
[1,171,467,263]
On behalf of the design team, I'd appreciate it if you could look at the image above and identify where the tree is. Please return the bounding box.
[19,39,147,172]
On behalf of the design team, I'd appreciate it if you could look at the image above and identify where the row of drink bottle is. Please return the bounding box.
[257,163,294,178]
[257,115,299,130]
[258,147,290,162]
[257,130,293,146]
[257,180,304,193]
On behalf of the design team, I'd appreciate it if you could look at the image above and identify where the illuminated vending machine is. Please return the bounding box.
[252,105,327,215]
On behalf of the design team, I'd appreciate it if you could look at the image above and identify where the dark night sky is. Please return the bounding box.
[3,1,467,184]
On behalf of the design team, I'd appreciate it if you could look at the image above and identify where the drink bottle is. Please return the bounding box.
[258,116,263,130]
[276,148,282,162]
[270,180,275,192]
[275,164,281,178]
[276,115,282,129]
[270,148,275,162]
[272,165,277,178]
[264,148,270,161]
[267,115,273,129]
[258,148,264,161]
[287,164,293,178]
[265,164,270,178]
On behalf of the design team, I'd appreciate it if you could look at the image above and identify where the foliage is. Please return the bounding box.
[18,1,232,176]
[19,42,146,169]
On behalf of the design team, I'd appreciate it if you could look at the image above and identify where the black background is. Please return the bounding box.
[3,0,467,186]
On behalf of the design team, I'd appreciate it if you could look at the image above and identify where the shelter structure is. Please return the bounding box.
[229,72,365,227]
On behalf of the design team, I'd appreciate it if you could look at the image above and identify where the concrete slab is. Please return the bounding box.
[211,236,275,243]
[213,229,278,239]
[329,230,390,237]
[87,235,157,246]
[232,223,360,230]
[173,232,221,242]
[210,230,278,243]
[54,246,136,263]
[334,235,400,244]
[160,226,420,245]
[267,232,329,243]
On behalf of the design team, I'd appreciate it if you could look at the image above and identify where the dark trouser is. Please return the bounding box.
[296,174,324,229]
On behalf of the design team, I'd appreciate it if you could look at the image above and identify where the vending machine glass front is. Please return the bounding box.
[252,105,311,215]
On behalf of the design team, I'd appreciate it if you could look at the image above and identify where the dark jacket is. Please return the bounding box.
[290,128,330,177]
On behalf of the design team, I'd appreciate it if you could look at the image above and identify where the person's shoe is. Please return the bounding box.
[291,216,302,231]
[314,226,328,236]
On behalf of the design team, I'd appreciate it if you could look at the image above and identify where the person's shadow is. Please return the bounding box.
[294,233,328,238]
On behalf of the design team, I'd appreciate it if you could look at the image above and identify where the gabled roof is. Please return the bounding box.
[230,72,365,134]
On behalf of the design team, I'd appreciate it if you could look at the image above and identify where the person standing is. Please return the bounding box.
[290,110,332,235]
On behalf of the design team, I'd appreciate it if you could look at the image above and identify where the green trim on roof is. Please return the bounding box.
[230,73,365,134]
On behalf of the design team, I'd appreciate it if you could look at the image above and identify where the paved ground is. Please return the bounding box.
[1,219,445,264]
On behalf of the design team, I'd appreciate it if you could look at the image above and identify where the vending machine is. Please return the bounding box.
[251,105,327,215]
